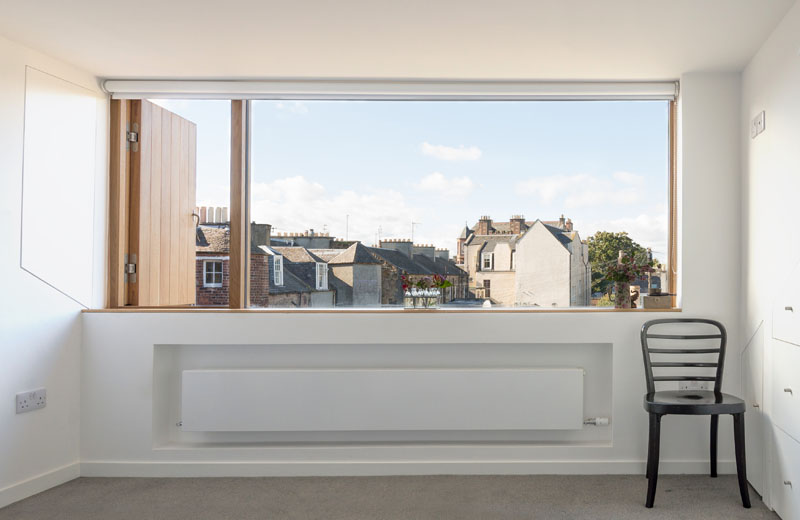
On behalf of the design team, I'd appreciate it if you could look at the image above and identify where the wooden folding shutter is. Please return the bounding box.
[126,99,197,306]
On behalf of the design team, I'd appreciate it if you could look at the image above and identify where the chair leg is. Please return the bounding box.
[646,413,662,508]
[733,413,751,508]
[646,414,653,479]
[710,414,718,477]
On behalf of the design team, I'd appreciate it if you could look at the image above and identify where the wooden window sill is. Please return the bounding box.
[83,307,682,314]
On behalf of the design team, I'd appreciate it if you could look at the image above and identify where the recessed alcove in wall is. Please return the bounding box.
[20,66,102,307]
[152,342,613,447]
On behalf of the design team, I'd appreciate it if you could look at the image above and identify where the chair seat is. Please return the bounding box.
[643,390,746,415]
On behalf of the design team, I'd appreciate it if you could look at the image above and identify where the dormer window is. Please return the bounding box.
[273,255,283,286]
[316,262,328,290]
[482,252,493,271]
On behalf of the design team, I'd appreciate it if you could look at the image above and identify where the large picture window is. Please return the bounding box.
[108,83,677,311]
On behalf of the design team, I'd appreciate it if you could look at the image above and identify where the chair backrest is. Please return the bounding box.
[640,318,727,394]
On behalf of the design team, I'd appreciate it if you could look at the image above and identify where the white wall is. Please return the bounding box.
[81,72,745,478]
[0,36,108,508]
[741,1,800,340]
[741,0,800,508]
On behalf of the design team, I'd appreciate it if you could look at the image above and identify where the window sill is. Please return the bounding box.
[83,307,682,314]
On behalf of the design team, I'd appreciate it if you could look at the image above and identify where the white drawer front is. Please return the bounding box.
[772,427,800,520]
[774,340,800,442]
[774,299,800,346]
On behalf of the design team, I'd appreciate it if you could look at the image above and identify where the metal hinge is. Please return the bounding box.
[124,253,137,283]
[126,123,139,152]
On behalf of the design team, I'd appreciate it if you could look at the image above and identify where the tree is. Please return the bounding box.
[586,231,653,295]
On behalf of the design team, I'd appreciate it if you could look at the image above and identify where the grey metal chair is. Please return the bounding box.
[641,318,750,509]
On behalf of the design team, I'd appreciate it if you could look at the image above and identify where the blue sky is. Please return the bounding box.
[153,99,669,259]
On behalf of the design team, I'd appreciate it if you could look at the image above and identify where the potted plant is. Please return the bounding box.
[603,253,654,309]
[402,274,452,309]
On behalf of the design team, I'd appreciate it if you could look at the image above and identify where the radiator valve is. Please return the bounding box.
[583,417,610,426]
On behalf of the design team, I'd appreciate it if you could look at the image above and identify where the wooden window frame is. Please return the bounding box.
[668,100,679,308]
[107,96,678,311]
[108,98,250,309]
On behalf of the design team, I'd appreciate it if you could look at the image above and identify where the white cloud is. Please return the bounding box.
[582,212,669,259]
[414,172,475,197]
[250,176,420,246]
[275,101,309,114]
[612,171,645,185]
[420,142,482,161]
[516,173,642,209]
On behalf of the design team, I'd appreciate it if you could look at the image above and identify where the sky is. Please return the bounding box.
[152,99,669,260]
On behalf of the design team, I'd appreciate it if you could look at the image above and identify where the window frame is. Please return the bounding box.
[316,262,328,291]
[107,88,679,311]
[273,255,284,286]
[203,260,223,288]
[482,252,493,271]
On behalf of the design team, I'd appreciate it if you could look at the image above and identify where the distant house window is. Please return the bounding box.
[203,260,223,288]
[482,253,493,271]
[483,279,491,298]
[274,255,283,286]
[316,262,328,290]
[511,250,516,270]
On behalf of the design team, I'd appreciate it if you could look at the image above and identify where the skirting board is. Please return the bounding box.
[79,460,738,478]
[0,462,80,509]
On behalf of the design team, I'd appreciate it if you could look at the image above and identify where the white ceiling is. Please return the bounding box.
[0,0,794,80]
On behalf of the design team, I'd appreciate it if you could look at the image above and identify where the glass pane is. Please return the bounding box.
[249,100,669,309]
[150,100,231,306]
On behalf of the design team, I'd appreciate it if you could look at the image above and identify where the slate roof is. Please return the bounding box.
[196,225,266,255]
[412,254,467,277]
[468,219,560,235]
[268,255,311,294]
[458,225,471,239]
[468,234,517,252]
[307,249,342,262]
[542,223,574,247]
[272,246,325,264]
[326,243,381,265]
[285,262,324,291]
[196,226,229,254]
[259,245,330,293]
[368,247,432,275]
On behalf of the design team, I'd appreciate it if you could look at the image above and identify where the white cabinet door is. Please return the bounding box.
[774,302,800,347]
[743,324,766,496]
[774,340,800,443]
[773,262,800,346]
[771,427,800,520]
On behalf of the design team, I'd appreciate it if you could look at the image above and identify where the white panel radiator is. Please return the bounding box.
[181,368,584,432]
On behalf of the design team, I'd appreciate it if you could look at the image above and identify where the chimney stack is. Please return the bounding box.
[559,214,566,229]
[379,239,413,258]
[510,214,526,235]
[477,215,493,235]
[251,222,272,248]
[412,244,435,260]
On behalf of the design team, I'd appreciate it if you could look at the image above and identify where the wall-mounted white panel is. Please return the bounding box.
[21,67,100,307]
[181,368,584,432]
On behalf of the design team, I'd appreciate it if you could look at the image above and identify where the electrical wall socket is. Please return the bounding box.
[751,110,766,138]
[678,381,709,391]
[16,388,46,414]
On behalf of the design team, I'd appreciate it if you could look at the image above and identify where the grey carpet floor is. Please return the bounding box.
[0,475,777,520]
